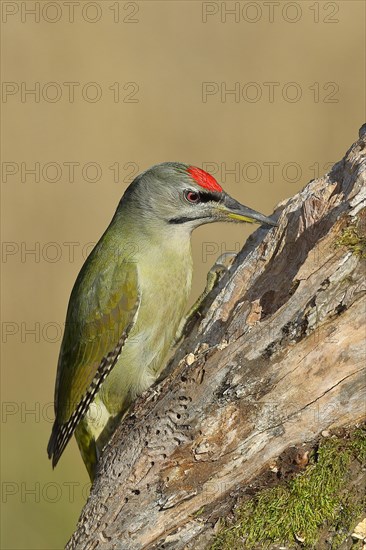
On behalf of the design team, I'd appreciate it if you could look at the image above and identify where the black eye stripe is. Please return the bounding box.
[184,189,221,204]
[199,191,220,203]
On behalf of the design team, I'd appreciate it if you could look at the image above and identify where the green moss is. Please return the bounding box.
[193,506,205,517]
[211,427,366,550]
[335,225,366,258]
[350,427,366,463]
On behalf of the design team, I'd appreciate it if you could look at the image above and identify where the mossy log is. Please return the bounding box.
[67,127,366,550]
[210,425,365,549]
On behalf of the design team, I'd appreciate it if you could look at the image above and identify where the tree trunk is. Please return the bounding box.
[67,127,366,550]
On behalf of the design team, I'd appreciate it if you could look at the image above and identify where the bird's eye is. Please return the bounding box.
[185,190,200,204]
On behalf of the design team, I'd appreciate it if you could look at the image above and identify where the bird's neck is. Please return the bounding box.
[114,206,193,256]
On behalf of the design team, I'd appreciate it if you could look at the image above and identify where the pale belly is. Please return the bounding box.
[97,253,192,417]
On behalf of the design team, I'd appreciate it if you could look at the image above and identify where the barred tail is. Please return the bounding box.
[47,301,139,469]
[47,329,132,467]
[47,418,76,468]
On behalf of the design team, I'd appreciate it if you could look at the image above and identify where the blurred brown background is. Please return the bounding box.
[1,1,364,548]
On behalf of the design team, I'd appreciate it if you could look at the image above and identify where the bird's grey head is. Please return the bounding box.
[117,162,276,231]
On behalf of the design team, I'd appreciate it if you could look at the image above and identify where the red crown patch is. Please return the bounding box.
[188,166,223,193]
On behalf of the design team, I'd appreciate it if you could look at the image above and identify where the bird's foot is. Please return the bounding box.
[174,252,237,344]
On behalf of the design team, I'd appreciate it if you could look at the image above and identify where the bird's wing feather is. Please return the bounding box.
[48,253,140,466]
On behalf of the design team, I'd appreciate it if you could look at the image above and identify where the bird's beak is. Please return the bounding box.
[220,193,277,227]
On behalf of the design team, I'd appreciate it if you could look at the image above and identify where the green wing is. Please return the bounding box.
[48,245,140,467]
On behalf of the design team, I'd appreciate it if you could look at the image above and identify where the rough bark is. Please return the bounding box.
[67,127,366,550]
